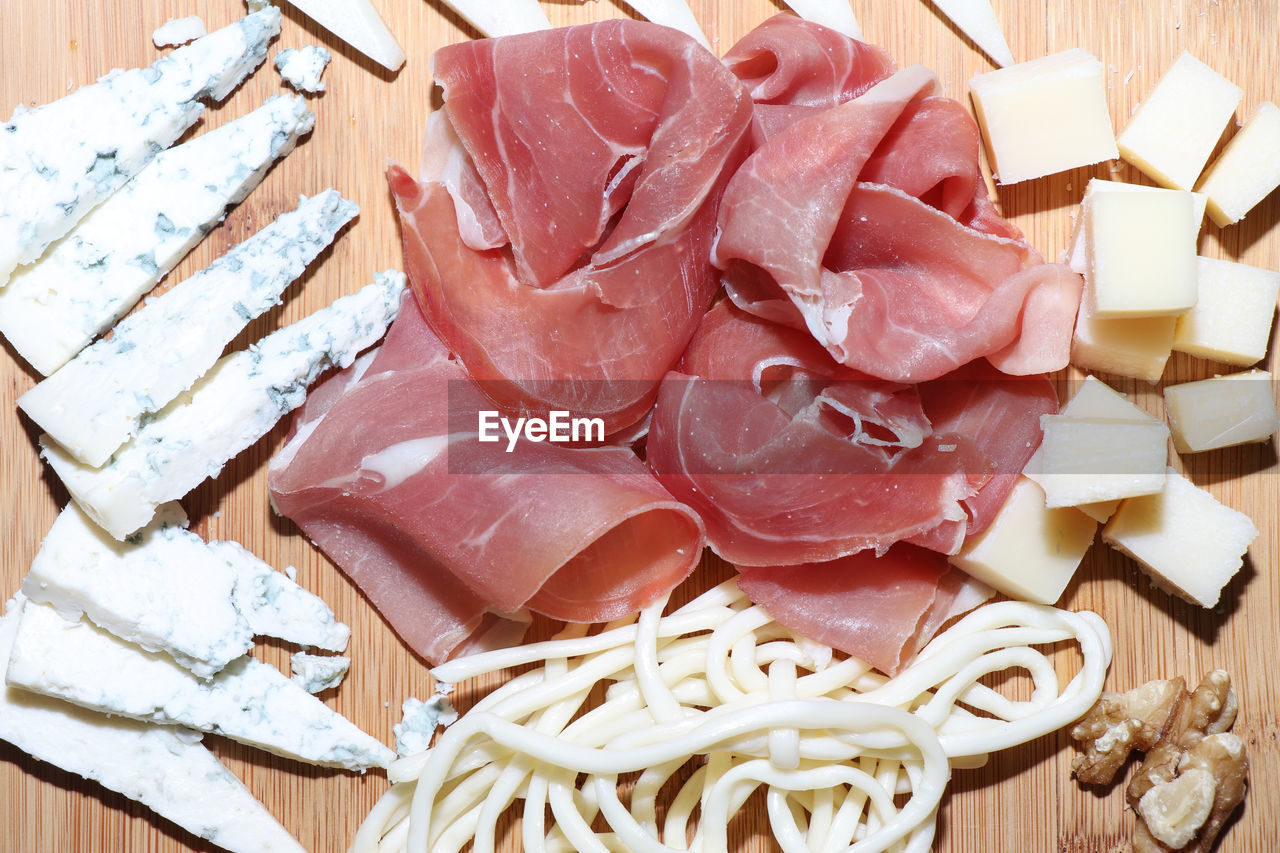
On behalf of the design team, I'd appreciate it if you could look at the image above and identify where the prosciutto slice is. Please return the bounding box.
[647,301,989,567]
[388,20,753,434]
[736,544,992,675]
[267,295,705,665]
[715,31,1083,382]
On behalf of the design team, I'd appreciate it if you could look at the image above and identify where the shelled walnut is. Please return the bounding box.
[1071,670,1248,852]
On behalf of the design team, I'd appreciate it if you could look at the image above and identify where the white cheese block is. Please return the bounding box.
[949,477,1097,605]
[7,600,394,771]
[1197,101,1280,226]
[930,0,1014,67]
[1172,256,1280,366]
[1117,51,1244,190]
[1063,178,1207,275]
[1163,370,1279,453]
[290,652,350,694]
[1071,311,1176,383]
[21,190,357,468]
[153,15,208,47]
[41,271,406,540]
[1103,469,1258,608]
[0,7,281,286]
[1037,414,1169,508]
[0,596,305,853]
[275,45,331,93]
[434,0,551,38]
[1086,188,1198,318]
[0,96,315,377]
[284,0,406,69]
[22,502,348,679]
[779,0,862,40]
[1024,375,1152,521]
[968,48,1117,184]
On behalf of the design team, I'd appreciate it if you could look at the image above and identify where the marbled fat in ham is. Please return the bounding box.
[267,296,705,665]
[388,20,753,435]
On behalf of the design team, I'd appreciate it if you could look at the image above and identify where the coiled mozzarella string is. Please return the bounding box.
[350,579,1111,853]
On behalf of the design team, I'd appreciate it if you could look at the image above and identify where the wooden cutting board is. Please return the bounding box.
[2,1,1277,850]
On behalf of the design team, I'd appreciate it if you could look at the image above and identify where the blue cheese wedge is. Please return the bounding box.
[0,96,315,376]
[23,502,348,679]
[0,596,305,853]
[0,7,281,286]
[8,600,395,771]
[275,45,331,93]
[21,190,357,467]
[290,651,350,693]
[41,271,406,540]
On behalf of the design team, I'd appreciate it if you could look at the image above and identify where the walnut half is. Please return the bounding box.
[1070,676,1185,785]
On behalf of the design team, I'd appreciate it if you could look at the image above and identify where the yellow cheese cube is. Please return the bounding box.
[1086,189,1198,317]
[1037,414,1169,508]
[1064,179,1207,275]
[1103,469,1258,608]
[949,477,1097,605]
[1172,256,1280,365]
[1163,370,1279,453]
[969,49,1118,184]
[1197,101,1280,226]
[1117,52,1244,190]
[1072,311,1175,382]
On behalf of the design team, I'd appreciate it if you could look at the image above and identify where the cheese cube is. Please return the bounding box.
[1163,370,1279,453]
[1072,311,1176,382]
[1197,101,1280,226]
[1064,179,1207,275]
[1172,257,1280,365]
[1087,188,1198,317]
[949,477,1098,605]
[1024,375,1151,521]
[1117,52,1244,190]
[1037,414,1169,507]
[1103,469,1258,607]
[969,49,1118,184]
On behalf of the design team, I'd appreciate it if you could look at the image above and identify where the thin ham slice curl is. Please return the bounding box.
[389,20,753,435]
[267,295,705,665]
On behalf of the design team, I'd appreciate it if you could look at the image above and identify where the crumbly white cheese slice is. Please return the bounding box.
[0,596,305,853]
[0,7,281,286]
[290,651,350,693]
[153,15,208,47]
[394,696,458,758]
[21,190,357,467]
[22,502,349,679]
[7,600,394,771]
[275,46,331,93]
[0,95,315,377]
[41,271,406,540]
[435,0,551,37]
[283,0,406,69]
[616,0,711,47]
[779,0,862,40]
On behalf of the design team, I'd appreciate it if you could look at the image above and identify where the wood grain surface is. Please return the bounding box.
[2,1,1277,851]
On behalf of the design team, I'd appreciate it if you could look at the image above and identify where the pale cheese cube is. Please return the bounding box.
[1172,256,1280,365]
[1087,188,1198,317]
[1037,414,1169,508]
[1163,370,1279,453]
[969,49,1118,184]
[949,477,1098,605]
[1072,311,1176,382]
[1117,52,1244,190]
[1103,469,1258,607]
[1197,101,1280,226]
[1064,179,1207,275]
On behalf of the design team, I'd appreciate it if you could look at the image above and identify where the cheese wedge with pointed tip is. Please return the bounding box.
[284,0,405,70]
[617,0,710,47]
[437,0,551,37]
[781,0,863,40]
[932,0,1014,67]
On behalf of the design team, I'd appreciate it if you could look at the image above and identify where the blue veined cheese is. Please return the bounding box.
[21,190,357,467]
[41,271,406,540]
[275,45,331,93]
[8,600,395,771]
[22,502,348,679]
[393,696,458,758]
[0,596,305,853]
[290,651,350,693]
[0,96,316,376]
[0,7,281,286]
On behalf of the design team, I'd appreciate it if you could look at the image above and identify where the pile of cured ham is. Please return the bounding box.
[267,14,1084,677]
